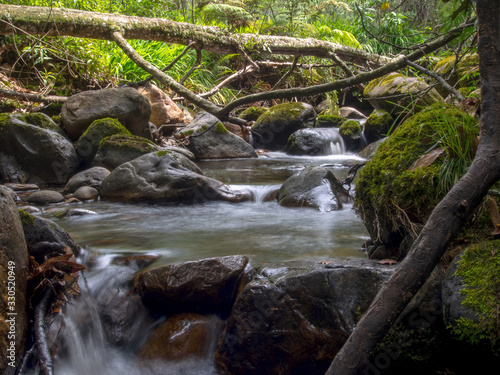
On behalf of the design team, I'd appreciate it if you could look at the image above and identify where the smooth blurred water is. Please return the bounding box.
[41,152,369,267]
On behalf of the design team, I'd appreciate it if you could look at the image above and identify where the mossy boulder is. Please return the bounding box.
[239,106,269,121]
[0,113,80,185]
[316,114,347,128]
[76,117,132,166]
[363,72,444,114]
[92,133,159,170]
[363,109,393,144]
[251,102,316,151]
[443,242,500,356]
[177,112,257,159]
[434,53,480,97]
[339,120,363,152]
[354,104,478,248]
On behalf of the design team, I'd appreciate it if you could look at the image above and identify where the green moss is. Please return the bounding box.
[239,106,269,121]
[339,120,361,137]
[99,134,157,152]
[183,129,194,136]
[18,209,35,226]
[451,241,500,353]
[214,122,229,135]
[155,150,174,157]
[81,117,131,138]
[254,102,307,125]
[366,109,392,129]
[316,114,346,128]
[355,104,478,239]
[363,73,407,96]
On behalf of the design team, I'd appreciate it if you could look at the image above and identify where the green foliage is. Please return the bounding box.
[451,241,500,353]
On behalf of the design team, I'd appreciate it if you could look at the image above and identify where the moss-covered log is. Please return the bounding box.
[0,5,391,68]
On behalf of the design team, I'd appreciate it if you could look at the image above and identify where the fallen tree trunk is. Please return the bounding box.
[326,1,500,373]
[0,5,390,68]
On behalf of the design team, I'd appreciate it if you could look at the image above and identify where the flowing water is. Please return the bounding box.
[35,147,370,375]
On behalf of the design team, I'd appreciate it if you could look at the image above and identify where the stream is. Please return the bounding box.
[35,147,370,375]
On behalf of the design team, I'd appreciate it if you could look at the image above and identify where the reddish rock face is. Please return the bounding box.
[134,255,249,317]
[138,313,224,361]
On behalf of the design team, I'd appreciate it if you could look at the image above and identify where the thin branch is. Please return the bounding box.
[34,285,54,375]
[272,56,300,90]
[178,48,202,86]
[198,65,255,99]
[0,87,67,103]
[405,59,464,101]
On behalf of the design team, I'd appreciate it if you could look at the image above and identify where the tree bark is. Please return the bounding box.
[326,1,500,374]
[0,4,391,67]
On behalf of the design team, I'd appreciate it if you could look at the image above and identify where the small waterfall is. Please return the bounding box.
[231,184,280,202]
[48,255,221,375]
[313,128,346,155]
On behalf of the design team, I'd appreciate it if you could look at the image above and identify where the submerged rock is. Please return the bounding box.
[215,259,394,375]
[138,313,225,361]
[251,102,316,151]
[134,255,249,316]
[100,151,250,204]
[278,166,352,211]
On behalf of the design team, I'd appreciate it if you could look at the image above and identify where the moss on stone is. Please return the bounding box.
[239,106,269,121]
[363,73,407,96]
[339,120,361,137]
[451,241,500,353]
[18,208,35,226]
[316,114,346,128]
[214,122,229,135]
[99,133,157,152]
[355,103,478,242]
[253,102,308,127]
[81,117,130,138]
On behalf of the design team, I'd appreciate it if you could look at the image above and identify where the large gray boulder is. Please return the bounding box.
[251,102,316,151]
[363,72,444,114]
[99,151,251,204]
[215,259,395,375]
[0,186,29,374]
[0,113,80,185]
[61,87,152,141]
[177,112,257,159]
[134,255,249,316]
[278,166,352,211]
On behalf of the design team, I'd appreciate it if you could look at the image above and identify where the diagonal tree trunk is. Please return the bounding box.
[326,1,500,373]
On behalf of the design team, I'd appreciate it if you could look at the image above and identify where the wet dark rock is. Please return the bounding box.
[339,120,364,152]
[134,255,249,316]
[177,112,257,159]
[278,166,352,211]
[26,190,65,205]
[215,259,395,375]
[284,128,344,156]
[251,102,316,151]
[363,109,393,144]
[55,208,98,218]
[138,313,225,361]
[100,151,251,204]
[63,167,110,194]
[61,87,153,141]
[0,186,29,373]
[19,209,81,261]
[111,254,160,270]
[0,113,80,185]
